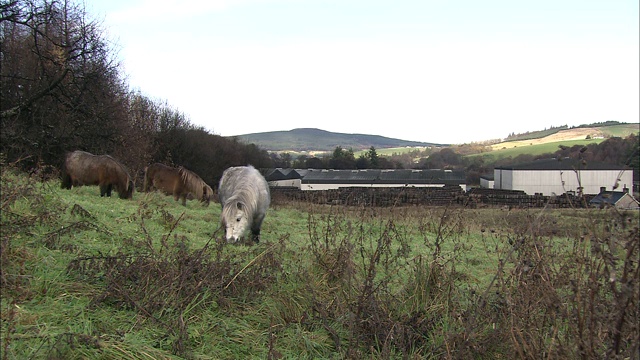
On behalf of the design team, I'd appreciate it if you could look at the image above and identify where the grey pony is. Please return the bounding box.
[218,165,270,243]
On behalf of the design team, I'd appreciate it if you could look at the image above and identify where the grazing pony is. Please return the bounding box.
[218,165,270,243]
[61,150,134,199]
[143,163,213,206]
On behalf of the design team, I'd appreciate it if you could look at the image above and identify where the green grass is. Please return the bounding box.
[598,123,640,137]
[2,168,638,359]
[466,138,606,160]
[504,126,567,141]
[353,146,430,158]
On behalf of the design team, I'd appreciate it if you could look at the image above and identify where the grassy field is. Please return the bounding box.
[353,146,431,157]
[481,124,637,158]
[598,123,640,137]
[2,166,638,359]
[467,138,607,161]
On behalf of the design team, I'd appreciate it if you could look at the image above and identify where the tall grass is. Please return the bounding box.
[1,163,638,359]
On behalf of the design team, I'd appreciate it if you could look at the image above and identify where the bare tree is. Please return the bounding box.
[1,0,129,168]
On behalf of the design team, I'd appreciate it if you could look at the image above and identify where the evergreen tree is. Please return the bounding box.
[367,146,379,168]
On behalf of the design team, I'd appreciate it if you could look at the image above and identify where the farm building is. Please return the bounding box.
[264,168,310,188]
[589,189,639,210]
[494,158,633,196]
[264,168,467,191]
[479,174,494,189]
[298,169,467,191]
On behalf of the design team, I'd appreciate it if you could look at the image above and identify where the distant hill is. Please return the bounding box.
[231,128,443,152]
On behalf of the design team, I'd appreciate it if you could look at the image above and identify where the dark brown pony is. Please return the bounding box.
[143,163,213,206]
[61,150,134,199]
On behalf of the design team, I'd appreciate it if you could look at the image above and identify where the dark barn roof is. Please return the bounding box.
[301,169,379,184]
[590,191,639,207]
[264,168,287,181]
[495,158,629,171]
[300,169,466,185]
[264,168,307,181]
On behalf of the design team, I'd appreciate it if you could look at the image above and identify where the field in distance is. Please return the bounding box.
[474,123,638,160]
[356,123,638,159]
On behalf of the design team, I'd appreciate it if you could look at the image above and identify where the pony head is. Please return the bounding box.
[221,200,250,243]
[119,178,135,199]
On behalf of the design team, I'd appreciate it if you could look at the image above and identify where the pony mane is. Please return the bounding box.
[178,166,212,201]
[96,154,132,194]
[221,191,258,224]
[109,156,133,192]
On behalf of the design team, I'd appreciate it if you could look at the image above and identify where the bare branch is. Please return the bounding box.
[0,68,69,119]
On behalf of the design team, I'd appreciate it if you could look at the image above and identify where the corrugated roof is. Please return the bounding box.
[265,168,467,185]
[378,169,465,184]
[302,169,380,183]
[265,168,308,181]
[495,158,628,171]
[300,169,466,185]
[590,191,639,206]
[264,168,284,181]
[295,169,311,178]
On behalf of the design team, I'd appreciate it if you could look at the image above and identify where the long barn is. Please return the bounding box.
[265,168,467,191]
[494,158,633,196]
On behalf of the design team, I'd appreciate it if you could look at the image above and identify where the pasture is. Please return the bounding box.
[1,166,638,359]
[353,146,432,157]
[467,139,606,161]
[598,123,640,138]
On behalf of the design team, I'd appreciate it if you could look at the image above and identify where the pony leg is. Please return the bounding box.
[250,229,261,243]
[174,189,186,206]
[251,221,261,244]
[251,216,265,243]
[106,184,113,197]
[61,173,72,189]
[100,184,108,197]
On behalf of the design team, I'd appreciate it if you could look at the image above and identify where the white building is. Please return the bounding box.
[494,158,633,196]
[479,174,494,189]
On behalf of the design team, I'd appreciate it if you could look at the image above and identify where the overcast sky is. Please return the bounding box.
[88,0,639,144]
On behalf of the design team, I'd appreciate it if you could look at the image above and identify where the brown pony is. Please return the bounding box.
[143,163,213,206]
[61,150,134,199]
